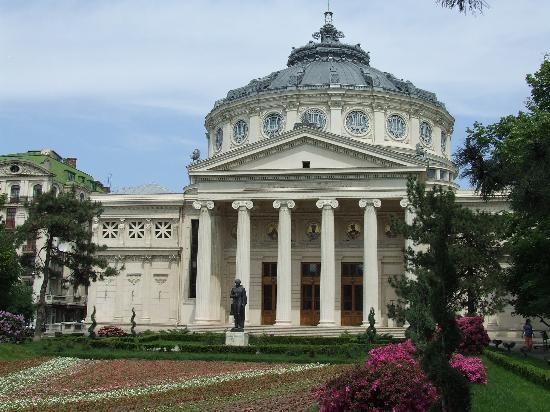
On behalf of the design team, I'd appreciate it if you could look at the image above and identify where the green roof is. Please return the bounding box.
[0,150,106,193]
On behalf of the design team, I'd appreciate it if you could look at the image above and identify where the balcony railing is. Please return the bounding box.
[45,322,85,335]
[9,196,27,204]
[45,294,87,306]
[22,244,37,254]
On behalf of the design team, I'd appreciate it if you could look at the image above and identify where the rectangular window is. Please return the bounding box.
[427,169,436,179]
[189,219,199,298]
[302,161,311,169]
[6,207,16,229]
[67,171,76,182]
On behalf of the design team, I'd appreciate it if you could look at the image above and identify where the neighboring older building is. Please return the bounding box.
[86,12,520,337]
[0,148,107,332]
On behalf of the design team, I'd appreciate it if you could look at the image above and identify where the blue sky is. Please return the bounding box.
[1,0,549,192]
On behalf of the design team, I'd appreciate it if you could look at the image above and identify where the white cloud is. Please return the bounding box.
[0,0,548,117]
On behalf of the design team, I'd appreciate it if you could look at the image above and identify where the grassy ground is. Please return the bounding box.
[471,356,550,412]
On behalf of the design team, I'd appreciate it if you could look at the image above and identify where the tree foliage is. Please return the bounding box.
[390,179,471,411]
[456,57,550,325]
[0,195,26,317]
[17,189,118,337]
[437,0,488,13]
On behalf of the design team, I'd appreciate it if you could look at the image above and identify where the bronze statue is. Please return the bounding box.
[230,279,247,331]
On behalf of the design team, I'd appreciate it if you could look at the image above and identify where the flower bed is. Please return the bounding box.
[0,357,330,411]
[15,359,285,398]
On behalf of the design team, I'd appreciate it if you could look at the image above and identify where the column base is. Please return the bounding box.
[274,320,292,326]
[361,321,382,328]
[193,319,220,325]
[317,321,336,327]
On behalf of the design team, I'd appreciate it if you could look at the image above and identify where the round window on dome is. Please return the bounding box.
[387,114,407,140]
[263,113,284,137]
[419,121,432,146]
[215,128,223,152]
[441,132,447,153]
[345,110,370,135]
[302,108,327,130]
[233,120,248,144]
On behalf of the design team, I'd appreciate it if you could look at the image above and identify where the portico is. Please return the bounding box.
[190,193,402,328]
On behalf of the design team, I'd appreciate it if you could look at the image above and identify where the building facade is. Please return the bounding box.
[0,149,106,331]
[87,12,521,336]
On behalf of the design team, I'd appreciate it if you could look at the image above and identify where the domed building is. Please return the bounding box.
[86,12,512,336]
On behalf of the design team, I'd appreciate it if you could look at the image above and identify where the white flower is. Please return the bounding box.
[0,362,326,411]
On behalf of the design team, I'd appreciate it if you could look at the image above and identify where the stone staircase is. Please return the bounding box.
[185,324,406,339]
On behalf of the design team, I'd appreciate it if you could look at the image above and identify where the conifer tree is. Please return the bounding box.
[391,179,472,411]
[17,190,118,338]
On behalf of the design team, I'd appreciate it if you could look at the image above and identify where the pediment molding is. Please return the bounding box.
[0,160,52,177]
[189,127,425,173]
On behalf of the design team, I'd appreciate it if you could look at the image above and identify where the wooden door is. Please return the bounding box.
[341,262,363,326]
[300,262,321,325]
[261,262,277,325]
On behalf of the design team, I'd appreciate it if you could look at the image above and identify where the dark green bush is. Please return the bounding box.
[485,350,550,389]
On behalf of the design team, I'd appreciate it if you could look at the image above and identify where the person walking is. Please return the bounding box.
[523,319,534,351]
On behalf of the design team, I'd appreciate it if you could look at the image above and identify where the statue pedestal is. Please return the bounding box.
[225,331,249,347]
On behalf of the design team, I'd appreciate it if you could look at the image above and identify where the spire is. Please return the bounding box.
[313,5,344,44]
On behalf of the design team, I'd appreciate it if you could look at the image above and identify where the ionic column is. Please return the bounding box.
[359,198,381,326]
[316,199,339,327]
[273,200,295,326]
[192,200,214,323]
[232,200,254,323]
[400,198,416,280]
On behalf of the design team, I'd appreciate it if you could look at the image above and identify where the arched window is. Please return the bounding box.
[79,193,85,201]
[10,185,20,203]
[33,184,42,197]
[52,186,59,197]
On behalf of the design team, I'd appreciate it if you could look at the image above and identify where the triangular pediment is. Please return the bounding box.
[188,127,424,174]
[0,159,52,177]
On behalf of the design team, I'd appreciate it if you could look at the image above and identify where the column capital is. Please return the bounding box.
[316,199,338,210]
[359,198,381,209]
[193,200,214,210]
[399,198,409,208]
[273,200,295,210]
[232,200,253,210]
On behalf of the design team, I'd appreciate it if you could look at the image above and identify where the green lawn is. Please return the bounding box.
[472,356,550,412]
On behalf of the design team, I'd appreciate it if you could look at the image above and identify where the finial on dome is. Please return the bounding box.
[313,2,344,43]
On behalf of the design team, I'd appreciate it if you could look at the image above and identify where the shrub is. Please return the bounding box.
[314,340,438,411]
[97,325,126,337]
[0,310,26,343]
[457,316,490,354]
[450,353,487,384]
[485,350,550,389]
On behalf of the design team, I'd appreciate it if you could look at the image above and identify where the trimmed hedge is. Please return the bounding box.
[485,350,550,389]
[141,342,370,357]
[137,332,398,346]
[138,332,224,345]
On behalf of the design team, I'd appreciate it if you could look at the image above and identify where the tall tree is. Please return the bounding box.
[392,179,471,412]
[456,57,550,326]
[454,211,507,316]
[17,189,118,338]
[437,0,488,13]
[0,195,22,313]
